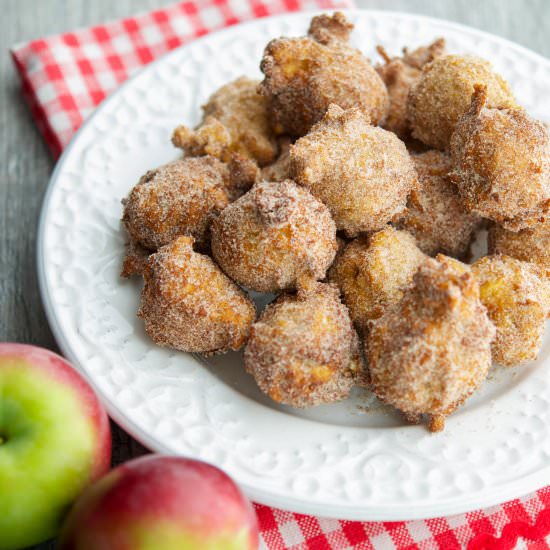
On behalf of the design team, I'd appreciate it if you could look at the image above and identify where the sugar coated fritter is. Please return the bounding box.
[329,226,426,334]
[488,220,550,271]
[211,179,337,292]
[138,236,256,354]
[290,104,416,236]
[408,54,516,150]
[376,38,446,140]
[367,255,495,432]
[472,254,550,366]
[450,85,550,231]
[121,157,231,252]
[395,150,481,258]
[258,12,389,137]
[172,76,277,167]
[244,281,365,407]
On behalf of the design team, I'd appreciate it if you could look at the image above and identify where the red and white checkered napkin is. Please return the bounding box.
[10,1,550,548]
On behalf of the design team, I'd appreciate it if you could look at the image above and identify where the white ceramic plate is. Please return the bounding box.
[38,10,550,521]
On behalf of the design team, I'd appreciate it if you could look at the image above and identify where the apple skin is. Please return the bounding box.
[0,343,111,550]
[58,455,259,550]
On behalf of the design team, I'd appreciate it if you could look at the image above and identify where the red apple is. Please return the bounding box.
[0,343,111,549]
[58,455,259,550]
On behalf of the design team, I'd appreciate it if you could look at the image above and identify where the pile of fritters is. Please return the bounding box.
[121,13,550,431]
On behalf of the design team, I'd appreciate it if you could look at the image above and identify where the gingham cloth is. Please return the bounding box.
[10,1,550,548]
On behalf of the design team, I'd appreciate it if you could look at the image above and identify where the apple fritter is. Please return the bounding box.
[450,85,550,231]
[290,105,416,236]
[408,54,516,149]
[211,180,337,293]
[367,255,495,432]
[258,12,389,137]
[139,236,256,354]
[172,77,277,167]
[244,281,365,407]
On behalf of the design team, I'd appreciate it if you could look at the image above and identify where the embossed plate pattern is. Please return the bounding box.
[38,10,550,520]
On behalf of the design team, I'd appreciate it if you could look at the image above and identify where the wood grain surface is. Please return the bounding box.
[0,1,548,547]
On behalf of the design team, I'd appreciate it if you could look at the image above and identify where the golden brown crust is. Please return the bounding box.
[488,220,550,271]
[328,227,426,334]
[408,54,516,150]
[376,38,445,140]
[450,86,550,231]
[138,236,256,354]
[394,150,481,258]
[290,105,416,236]
[121,157,231,251]
[211,180,337,292]
[366,256,495,431]
[472,254,550,366]
[121,240,150,278]
[172,77,277,166]
[258,13,389,137]
[244,281,366,407]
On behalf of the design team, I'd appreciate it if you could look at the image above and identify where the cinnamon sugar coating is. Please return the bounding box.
[122,157,231,252]
[329,227,426,334]
[138,236,255,354]
[290,105,416,236]
[244,281,366,407]
[172,77,277,167]
[395,150,481,258]
[258,12,389,137]
[211,180,337,292]
[261,137,292,182]
[488,220,550,271]
[408,54,516,150]
[450,86,550,231]
[366,256,495,432]
[472,255,550,366]
[376,38,445,140]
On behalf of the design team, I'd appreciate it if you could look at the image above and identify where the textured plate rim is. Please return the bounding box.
[37,9,550,521]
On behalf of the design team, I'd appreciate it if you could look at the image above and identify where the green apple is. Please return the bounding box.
[0,343,111,550]
[58,455,259,549]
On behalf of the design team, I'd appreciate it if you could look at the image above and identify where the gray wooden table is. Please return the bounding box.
[1,0,548,547]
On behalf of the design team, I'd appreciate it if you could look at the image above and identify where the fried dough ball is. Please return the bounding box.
[258,12,389,137]
[290,105,416,236]
[408,54,516,150]
[172,77,277,167]
[376,38,446,139]
[367,256,495,432]
[488,221,550,271]
[138,236,255,354]
[261,137,292,182]
[328,227,426,334]
[244,281,365,407]
[211,180,337,292]
[395,150,481,258]
[121,157,232,253]
[472,255,550,366]
[450,86,550,231]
